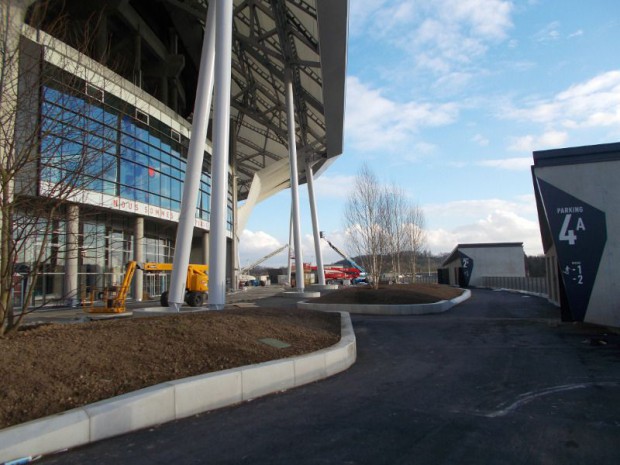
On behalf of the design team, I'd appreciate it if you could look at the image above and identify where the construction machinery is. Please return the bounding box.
[239,244,288,276]
[86,261,209,313]
[320,232,368,283]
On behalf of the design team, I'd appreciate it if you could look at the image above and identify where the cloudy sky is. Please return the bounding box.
[240,0,620,269]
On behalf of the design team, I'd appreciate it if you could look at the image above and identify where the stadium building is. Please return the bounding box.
[1,0,347,308]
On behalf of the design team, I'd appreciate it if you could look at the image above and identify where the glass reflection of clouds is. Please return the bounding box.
[38,69,232,228]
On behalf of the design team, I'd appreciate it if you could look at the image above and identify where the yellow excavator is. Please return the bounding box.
[86,261,209,313]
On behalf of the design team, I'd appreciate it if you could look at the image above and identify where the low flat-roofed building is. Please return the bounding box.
[439,243,526,288]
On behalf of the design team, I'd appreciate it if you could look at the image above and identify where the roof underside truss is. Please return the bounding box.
[162,0,331,199]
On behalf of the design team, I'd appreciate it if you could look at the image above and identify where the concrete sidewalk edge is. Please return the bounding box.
[0,313,356,464]
[297,289,471,315]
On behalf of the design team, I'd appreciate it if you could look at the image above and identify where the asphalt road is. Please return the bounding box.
[38,289,620,464]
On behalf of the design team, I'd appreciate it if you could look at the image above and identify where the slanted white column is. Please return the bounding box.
[287,209,293,286]
[306,161,325,286]
[230,171,239,291]
[202,231,210,264]
[207,0,234,310]
[65,205,79,307]
[168,3,216,311]
[285,71,304,291]
[134,217,144,301]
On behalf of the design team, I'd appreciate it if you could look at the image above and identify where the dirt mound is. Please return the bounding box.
[0,308,340,429]
[308,283,463,305]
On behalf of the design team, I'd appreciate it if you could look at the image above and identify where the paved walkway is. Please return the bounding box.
[22,285,290,324]
[38,289,620,464]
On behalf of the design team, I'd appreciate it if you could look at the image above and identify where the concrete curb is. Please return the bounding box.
[0,313,356,464]
[297,289,471,315]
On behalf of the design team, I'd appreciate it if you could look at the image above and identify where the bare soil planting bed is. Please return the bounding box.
[308,283,463,305]
[0,308,340,429]
[0,283,460,430]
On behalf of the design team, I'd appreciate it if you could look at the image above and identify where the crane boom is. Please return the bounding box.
[320,232,366,273]
[240,244,289,274]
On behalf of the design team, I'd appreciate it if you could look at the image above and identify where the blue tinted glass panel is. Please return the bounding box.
[103,109,117,127]
[120,185,135,200]
[102,153,117,182]
[134,151,148,167]
[171,179,181,200]
[121,116,136,135]
[135,188,147,203]
[120,160,135,186]
[148,132,161,149]
[43,87,62,103]
[102,181,116,195]
[87,104,104,122]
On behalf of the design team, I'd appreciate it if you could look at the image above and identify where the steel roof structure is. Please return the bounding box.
[145,0,347,201]
[31,0,347,202]
[21,0,348,307]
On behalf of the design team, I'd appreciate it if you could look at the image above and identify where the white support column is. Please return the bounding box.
[202,231,210,264]
[134,217,144,301]
[306,161,326,286]
[287,208,293,286]
[168,3,216,312]
[65,205,79,307]
[207,0,234,310]
[285,71,304,292]
[231,171,239,291]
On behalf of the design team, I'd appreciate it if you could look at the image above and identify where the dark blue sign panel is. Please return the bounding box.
[459,252,473,288]
[537,178,607,321]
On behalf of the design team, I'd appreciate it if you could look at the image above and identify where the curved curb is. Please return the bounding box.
[0,313,356,464]
[297,289,471,315]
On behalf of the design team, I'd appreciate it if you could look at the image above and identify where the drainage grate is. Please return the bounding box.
[258,338,291,349]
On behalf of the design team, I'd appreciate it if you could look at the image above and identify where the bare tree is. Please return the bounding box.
[344,164,427,288]
[383,184,410,283]
[403,202,426,281]
[0,2,113,335]
[344,164,389,289]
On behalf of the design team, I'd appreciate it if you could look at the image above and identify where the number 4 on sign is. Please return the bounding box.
[559,214,585,245]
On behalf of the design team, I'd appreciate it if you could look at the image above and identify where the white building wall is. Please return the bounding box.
[534,159,620,328]
[444,245,526,287]
[466,246,525,287]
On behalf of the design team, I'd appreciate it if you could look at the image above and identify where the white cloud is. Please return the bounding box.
[426,197,537,220]
[568,29,584,38]
[241,195,545,269]
[432,72,474,95]
[313,174,357,200]
[239,230,286,268]
[350,0,514,76]
[504,70,620,129]
[426,215,542,255]
[439,0,514,40]
[477,157,532,171]
[349,0,391,36]
[424,196,542,255]
[508,130,568,153]
[404,0,512,71]
[239,228,350,269]
[472,133,489,146]
[345,76,459,153]
[534,21,561,42]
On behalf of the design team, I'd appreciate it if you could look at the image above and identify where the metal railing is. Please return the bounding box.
[480,276,547,296]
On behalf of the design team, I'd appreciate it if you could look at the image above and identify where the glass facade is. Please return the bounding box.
[14,215,66,307]
[14,63,235,306]
[39,64,225,223]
